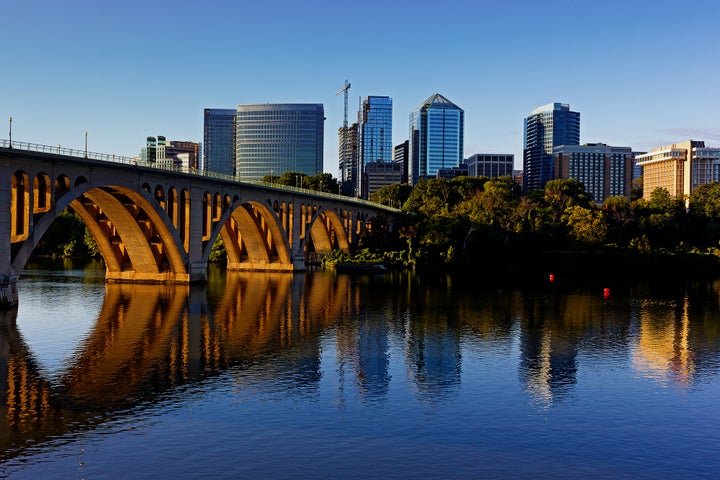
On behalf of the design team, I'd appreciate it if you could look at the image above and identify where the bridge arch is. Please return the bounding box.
[0,145,401,307]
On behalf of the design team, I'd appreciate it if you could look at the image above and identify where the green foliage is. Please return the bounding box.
[369,183,413,208]
[563,205,607,245]
[209,235,227,263]
[36,208,90,258]
[261,171,339,193]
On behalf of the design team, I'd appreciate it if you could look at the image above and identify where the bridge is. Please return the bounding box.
[0,139,400,308]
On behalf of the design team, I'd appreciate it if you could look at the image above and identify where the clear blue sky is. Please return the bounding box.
[4,0,719,174]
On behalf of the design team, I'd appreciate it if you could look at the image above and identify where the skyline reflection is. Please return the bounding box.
[2,268,720,459]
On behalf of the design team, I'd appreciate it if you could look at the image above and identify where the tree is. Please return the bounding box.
[369,183,413,208]
[688,182,720,248]
[563,205,607,245]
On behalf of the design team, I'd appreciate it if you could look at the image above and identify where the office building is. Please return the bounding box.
[358,96,392,198]
[409,93,464,185]
[364,161,403,198]
[339,122,359,195]
[523,102,580,192]
[554,143,634,203]
[636,140,720,200]
[141,137,201,171]
[393,140,409,184]
[235,104,324,182]
[203,109,236,175]
[167,141,201,170]
[466,154,514,178]
[436,164,469,180]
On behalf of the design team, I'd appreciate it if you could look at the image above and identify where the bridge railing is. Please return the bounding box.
[1,139,135,164]
[0,139,401,212]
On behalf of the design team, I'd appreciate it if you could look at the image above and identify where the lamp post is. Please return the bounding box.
[8,117,12,148]
[84,130,88,157]
[270,169,273,184]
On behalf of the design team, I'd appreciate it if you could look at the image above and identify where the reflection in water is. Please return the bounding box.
[2,271,720,462]
[633,295,695,387]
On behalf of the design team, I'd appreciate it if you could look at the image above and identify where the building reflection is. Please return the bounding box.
[632,295,694,387]
[403,282,462,404]
[516,291,632,406]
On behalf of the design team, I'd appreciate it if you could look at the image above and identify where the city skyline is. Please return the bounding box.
[3,0,720,177]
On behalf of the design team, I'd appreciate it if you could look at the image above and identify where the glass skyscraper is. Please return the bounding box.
[409,93,464,185]
[235,104,324,182]
[523,102,580,192]
[358,96,392,197]
[203,109,237,175]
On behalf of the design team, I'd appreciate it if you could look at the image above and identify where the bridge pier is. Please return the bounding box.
[0,275,18,308]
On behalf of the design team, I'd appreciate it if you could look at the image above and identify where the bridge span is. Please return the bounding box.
[0,140,400,307]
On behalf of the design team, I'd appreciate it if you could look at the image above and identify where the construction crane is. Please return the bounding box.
[336,80,351,128]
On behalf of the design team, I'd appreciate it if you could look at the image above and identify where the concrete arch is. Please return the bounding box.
[212,200,293,271]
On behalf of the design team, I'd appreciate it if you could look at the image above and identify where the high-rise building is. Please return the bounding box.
[141,135,166,165]
[358,96,392,198]
[554,143,634,203]
[393,140,409,184]
[466,153,514,178]
[523,102,580,192]
[409,93,464,185]
[235,104,324,182]
[203,109,236,175]
[339,122,359,195]
[636,140,720,200]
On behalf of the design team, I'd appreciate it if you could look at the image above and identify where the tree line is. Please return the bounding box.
[361,176,720,279]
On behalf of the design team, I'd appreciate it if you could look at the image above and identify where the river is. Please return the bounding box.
[1,260,719,479]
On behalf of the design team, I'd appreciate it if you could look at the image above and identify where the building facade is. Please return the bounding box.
[409,93,464,185]
[358,96,392,198]
[167,141,201,170]
[364,161,404,198]
[338,122,359,196]
[235,104,324,182]
[393,140,409,184]
[203,108,236,176]
[554,143,634,203]
[523,103,580,192]
[466,153,514,178]
[636,140,720,200]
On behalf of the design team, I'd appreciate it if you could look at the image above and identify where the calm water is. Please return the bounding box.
[1,260,719,479]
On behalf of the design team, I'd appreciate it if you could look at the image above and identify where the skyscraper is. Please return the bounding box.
[409,93,464,185]
[523,102,580,192]
[203,109,236,175]
[358,96,392,197]
[235,104,324,182]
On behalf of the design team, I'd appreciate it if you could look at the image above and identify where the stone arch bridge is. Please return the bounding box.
[0,142,400,307]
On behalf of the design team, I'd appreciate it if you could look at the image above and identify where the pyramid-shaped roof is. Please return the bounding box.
[421,93,462,110]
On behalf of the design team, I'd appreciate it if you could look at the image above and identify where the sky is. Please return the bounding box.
[3,0,720,175]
